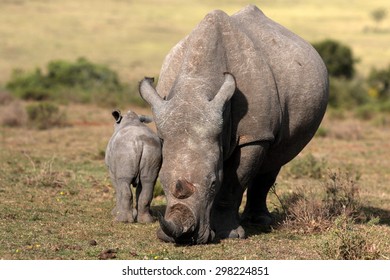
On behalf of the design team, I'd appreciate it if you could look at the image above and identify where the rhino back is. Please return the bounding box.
[106,124,161,179]
[157,5,328,167]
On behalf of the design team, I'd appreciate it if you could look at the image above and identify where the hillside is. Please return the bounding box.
[1,0,389,85]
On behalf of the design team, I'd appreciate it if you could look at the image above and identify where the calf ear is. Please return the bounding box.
[139,115,153,124]
[112,109,122,123]
[139,77,165,110]
[211,72,236,111]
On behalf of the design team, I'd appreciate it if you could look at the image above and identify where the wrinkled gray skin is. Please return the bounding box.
[105,109,162,223]
[139,5,328,244]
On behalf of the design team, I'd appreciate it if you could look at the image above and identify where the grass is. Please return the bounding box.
[1,0,390,260]
[1,0,390,87]
[1,103,390,259]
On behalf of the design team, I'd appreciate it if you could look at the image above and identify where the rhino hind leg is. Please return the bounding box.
[212,144,269,240]
[241,168,280,227]
[135,180,155,224]
[113,178,135,223]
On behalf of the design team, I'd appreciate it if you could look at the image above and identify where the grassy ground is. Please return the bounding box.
[1,0,390,260]
[1,103,389,260]
[1,0,390,86]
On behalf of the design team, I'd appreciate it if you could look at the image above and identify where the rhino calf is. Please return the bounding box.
[105,109,162,223]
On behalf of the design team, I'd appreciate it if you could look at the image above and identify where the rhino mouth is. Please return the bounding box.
[157,203,214,245]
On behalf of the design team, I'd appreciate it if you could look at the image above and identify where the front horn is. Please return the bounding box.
[158,212,183,239]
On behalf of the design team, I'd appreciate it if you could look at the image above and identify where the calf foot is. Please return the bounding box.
[137,212,154,223]
[113,209,135,223]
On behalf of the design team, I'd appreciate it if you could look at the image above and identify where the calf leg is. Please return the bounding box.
[135,179,155,223]
[112,177,135,223]
[242,168,280,226]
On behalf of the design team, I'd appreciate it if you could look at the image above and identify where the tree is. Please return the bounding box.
[371,8,387,27]
[312,39,356,79]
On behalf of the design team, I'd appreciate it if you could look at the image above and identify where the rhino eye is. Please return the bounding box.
[210,178,216,189]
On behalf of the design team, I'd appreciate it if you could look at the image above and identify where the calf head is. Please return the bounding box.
[139,73,235,244]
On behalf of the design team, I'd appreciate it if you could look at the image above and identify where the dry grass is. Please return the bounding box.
[1,103,390,259]
[1,0,390,259]
[320,214,382,260]
[273,169,362,233]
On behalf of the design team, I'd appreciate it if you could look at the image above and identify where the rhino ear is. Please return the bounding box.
[112,109,122,124]
[211,72,236,110]
[139,77,165,110]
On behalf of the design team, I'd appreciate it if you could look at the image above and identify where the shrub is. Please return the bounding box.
[0,90,14,105]
[368,64,390,100]
[0,100,27,127]
[6,68,50,100]
[324,170,361,217]
[26,102,68,130]
[153,179,165,198]
[320,214,381,260]
[312,39,357,79]
[286,153,327,179]
[274,169,362,233]
[328,77,369,109]
[23,153,69,189]
[45,57,122,92]
[5,57,143,107]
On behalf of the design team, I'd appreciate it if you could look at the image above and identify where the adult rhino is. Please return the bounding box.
[139,5,328,244]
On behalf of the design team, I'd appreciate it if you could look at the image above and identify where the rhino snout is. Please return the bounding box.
[157,202,215,244]
[157,203,199,244]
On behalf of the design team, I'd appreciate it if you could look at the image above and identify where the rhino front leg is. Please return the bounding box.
[135,180,155,223]
[112,178,135,223]
[212,143,269,239]
[241,168,280,227]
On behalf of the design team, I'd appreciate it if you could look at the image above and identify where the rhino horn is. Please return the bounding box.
[158,212,183,239]
[139,77,165,110]
[173,179,195,199]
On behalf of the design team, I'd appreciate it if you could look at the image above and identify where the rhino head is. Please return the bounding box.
[139,73,236,244]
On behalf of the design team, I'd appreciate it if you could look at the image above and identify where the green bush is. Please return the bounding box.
[153,179,165,198]
[26,102,67,129]
[6,58,145,107]
[45,57,122,91]
[287,153,327,179]
[368,64,390,100]
[7,68,51,100]
[312,39,357,79]
[328,77,369,109]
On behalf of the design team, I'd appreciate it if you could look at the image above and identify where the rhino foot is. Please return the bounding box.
[217,226,246,240]
[212,206,246,240]
[137,212,155,223]
[112,208,136,223]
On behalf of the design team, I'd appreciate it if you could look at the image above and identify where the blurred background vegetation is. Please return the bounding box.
[1,0,390,116]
